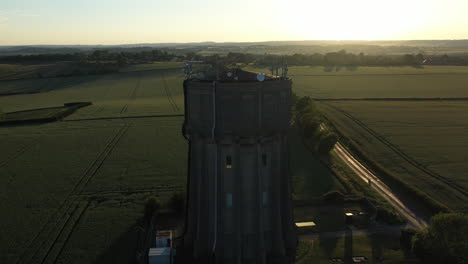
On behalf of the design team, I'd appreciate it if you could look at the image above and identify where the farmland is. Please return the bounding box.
[277,65,468,211]
[2,62,467,263]
[318,101,468,211]
[0,62,340,263]
[248,65,468,98]
[0,64,188,263]
[0,116,187,264]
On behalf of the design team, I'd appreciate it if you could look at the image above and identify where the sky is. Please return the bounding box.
[1,0,468,45]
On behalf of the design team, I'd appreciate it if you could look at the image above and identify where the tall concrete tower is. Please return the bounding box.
[181,70,296,264]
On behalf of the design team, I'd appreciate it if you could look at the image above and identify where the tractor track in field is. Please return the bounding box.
[0,144,32,168]
[120,104,128,114]
[161,72,179,112]
[321,102,468,197]
[119,72,142,114]
[49,201,91,264]
[16,123,130,264]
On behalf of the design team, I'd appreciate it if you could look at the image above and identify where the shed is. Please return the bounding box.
[148,247,172,264]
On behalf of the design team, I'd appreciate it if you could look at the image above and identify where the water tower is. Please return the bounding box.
[180,69,296,264]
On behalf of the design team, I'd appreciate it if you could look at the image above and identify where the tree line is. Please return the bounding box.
[293,95,338,156]
[0,49,179,65]
[401,213,467,264]
[2,48,468,68]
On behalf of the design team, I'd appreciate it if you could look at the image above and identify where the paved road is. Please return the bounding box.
[333,142,428,229]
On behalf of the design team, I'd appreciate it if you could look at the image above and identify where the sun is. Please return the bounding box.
[276,0,429,40]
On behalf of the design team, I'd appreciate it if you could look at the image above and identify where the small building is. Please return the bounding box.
[149,247,173,264]
[155,230,173,248]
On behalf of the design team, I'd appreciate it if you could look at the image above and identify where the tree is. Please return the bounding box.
[167,192,185,216]
[302,120,320,139]
[415,53,425,64]
[144,196,161,224]
[295,96,312,113]
[117,53,129,67]
[317,132,338,155]
[412,213,468,263]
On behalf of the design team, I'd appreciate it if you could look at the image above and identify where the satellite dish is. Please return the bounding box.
[227,72,232,77]
[256,73,265,82]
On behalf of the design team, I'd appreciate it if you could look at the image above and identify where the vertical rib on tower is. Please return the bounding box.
[181,70,297,264]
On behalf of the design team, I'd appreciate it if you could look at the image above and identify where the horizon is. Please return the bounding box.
[2,39,468,47]
[1,0,468,45]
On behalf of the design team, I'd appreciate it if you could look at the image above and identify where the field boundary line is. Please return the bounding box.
[321,102,468,196]
[314,97,468,101]
[64,114,184,122]
[81,186,185,196]
[290,72,468,77]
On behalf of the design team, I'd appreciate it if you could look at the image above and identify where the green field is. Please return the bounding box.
[0,117,187,264]
[0,69,184,118]
[3,63,466,263]
[247,65,468,98]
[274,65,468,211]
[297,234,406,264]
[0,63,340,263]
[318,101,468,211]
[0,65,188,263]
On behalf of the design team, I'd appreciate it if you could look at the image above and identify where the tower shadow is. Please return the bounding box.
[344,226,353,264]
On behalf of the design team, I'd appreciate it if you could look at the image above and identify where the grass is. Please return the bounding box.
[318,101,468,212]
[297,234,407,264]
[289,127,345,200]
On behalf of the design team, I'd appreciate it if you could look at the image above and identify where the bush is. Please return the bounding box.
[317,132,338,155]
[323,191,344,202]
[400,228,416,252]
[374,205,403,225]
[302,120,320,138]
[412,213,468,263]
[295,96,312,113]
[167,192,185,216]
[144,196,161,223]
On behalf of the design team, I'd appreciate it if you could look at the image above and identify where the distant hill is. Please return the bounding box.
[1,40,468,56]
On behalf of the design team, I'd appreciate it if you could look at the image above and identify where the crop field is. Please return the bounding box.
[0,62,349,263]
[0,69,184,118]
[274,65,468,211]
[0,117,187,264]
[247,65,468,98]
[0,63,189,263]
[318,101,468,211]
[4,62,466,262]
